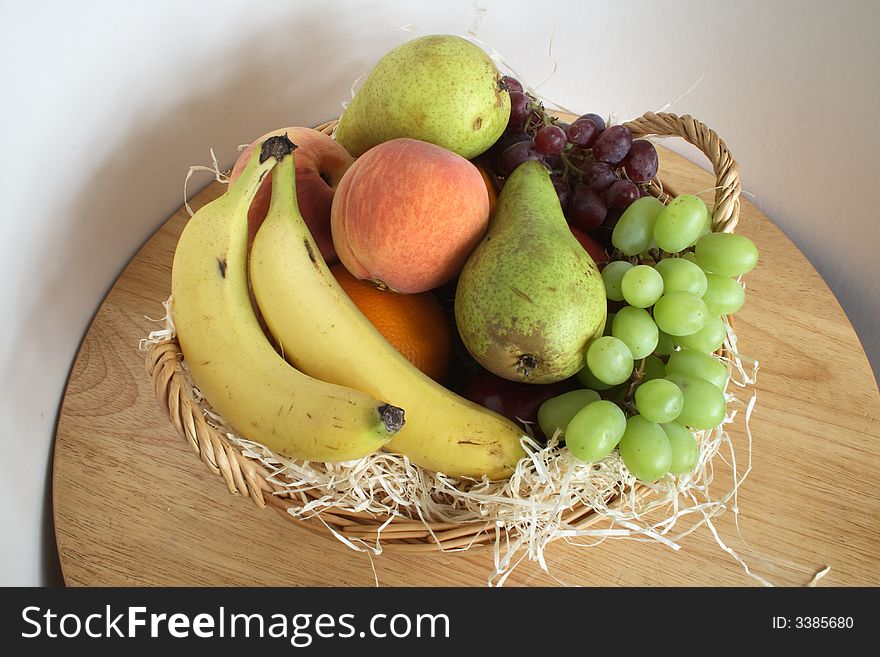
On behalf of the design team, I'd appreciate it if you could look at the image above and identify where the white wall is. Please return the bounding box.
[1,0,877,585]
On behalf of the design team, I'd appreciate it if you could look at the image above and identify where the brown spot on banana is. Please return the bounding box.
[304,239,319,268]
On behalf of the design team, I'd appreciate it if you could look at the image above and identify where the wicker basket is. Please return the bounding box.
[145,111,741,553]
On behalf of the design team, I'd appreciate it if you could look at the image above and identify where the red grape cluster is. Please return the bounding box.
[482,76,660,249]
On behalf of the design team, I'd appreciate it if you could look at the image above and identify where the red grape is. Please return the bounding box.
[501,76,523,93]
[499,139,543,176]
[585,162,616,192]
[534,125,567,156]
[551,175,571,209]
[594,207,624,245]
[578,113,606,132]
[543,154,565,177]
[567,183,607,230]
[622,139,659,183]
[489,131,531,171]
[554,120,570,134]
[508,91,530,131]
[566,118,600,147]
[592,125,633,165]
[605,179,640,209]
[492,131,531,153]
[604,207,624,229]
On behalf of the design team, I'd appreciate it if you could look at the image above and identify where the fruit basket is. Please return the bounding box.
[143,103,755,577]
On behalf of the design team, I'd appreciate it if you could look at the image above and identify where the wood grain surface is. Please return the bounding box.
[53,142,880,587]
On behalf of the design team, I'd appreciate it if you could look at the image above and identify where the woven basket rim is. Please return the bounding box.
[147,111,741,553]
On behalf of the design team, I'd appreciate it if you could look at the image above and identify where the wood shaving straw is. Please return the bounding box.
[808,565,832,587]
[183,149,229,217]
[142,298,842,586]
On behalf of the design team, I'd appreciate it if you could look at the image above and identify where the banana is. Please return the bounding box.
[249,141,527,480]
[171,136,404,462]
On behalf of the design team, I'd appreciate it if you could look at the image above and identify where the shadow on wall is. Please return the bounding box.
[37,8,393,585]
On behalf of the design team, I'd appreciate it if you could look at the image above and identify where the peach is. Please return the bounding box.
[229,126,354,264]
[331,138,490,293]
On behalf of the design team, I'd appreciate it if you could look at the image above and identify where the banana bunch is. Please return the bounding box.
[249,139,527,480]
[171,136,404,462]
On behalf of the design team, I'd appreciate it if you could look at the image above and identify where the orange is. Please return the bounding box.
[330,263,454,383]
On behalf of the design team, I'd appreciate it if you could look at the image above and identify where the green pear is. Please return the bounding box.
[454,161,607,384]
[335,35,510,159]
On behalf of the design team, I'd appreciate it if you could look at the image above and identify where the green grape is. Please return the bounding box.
[652,291,710,336]
[577,364,614,391]
[634,378,684,423]
[675,315,726,352]
[653,194,709,253]
[699,213,713,237]
[612,306,659,359]
[665,373,727,430]
[611,196,665,256]
[586,336,634,386]
[661,422,700,475]
[702,274,745,316]
[694,232,759,276]
[602,260,633,302]
[618,415,673,481]
[681,252,699,265]
[620,265,664,308]
[565,400,627,463]
[537,389,602,439]
[666,349,729,390]
[641,354,667,382]
[654,257,708,296]
[654,330,677,356]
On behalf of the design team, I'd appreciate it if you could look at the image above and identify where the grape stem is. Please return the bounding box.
[524,94,553,130]
[623,358,647,412]
[559,149,587,181]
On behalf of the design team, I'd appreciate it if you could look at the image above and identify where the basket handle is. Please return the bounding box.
[623,112,741,233]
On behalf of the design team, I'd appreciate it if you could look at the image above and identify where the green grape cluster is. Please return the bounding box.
[537,194,759,483]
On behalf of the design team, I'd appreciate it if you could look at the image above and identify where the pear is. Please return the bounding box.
[454,161,607,384]
[335,35,510,159]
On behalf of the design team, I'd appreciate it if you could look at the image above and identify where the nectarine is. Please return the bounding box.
[331,138,490,293]
[569,225,610,268]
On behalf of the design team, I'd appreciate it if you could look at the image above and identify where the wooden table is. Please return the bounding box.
[53,144,880,587]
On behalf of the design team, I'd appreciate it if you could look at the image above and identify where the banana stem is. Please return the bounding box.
[260,133,297,164]
[267,141,298,214]
[226,135,297,218]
